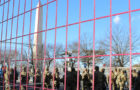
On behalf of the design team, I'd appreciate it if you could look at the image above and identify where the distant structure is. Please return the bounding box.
[33,1,43,63]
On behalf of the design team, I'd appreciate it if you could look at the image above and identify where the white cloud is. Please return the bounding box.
[113,15,120,24]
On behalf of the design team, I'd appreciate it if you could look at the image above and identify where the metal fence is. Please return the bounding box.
[0,0,140,90]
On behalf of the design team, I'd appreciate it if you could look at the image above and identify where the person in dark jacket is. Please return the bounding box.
[35,69,41,90]
[45,68,52,88]
[94,66,103,90]
[101,68,108,90]
[82,68,91,90]
[54,68,60,89]
[134,71,140,90]
[10,68,14,89]
[14,66,18,84]
[0,68,3,87]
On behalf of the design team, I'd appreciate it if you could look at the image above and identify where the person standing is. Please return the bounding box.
[94,66,103,90]
[54,68,60,89]
[114,68,118,90]
[119,70,126,90]
[82,68,91,90]
[0,67,3,89]
[134,71,140,90]
[10,68,14,90]
[101,68,107,90]
[21,67,27,90]
[4,68,10,90]
[111,71,116,90]
[35,69,41,90]
[14,66,18,85]
[116,69,121,90]
[133,69,138,88]
[45,68,52,89]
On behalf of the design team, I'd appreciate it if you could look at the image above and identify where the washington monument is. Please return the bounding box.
[33,1,43,62]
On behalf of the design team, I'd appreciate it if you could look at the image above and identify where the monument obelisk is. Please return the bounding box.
[33,1,43,62]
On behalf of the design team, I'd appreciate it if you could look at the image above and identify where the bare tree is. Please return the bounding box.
[68,34,105,69]
[45,44,64,69]
[0,50,20,68]
[99,26,140,67]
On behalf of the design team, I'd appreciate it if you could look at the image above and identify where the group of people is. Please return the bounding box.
[0,66,18,90]
[0,65,140,90]
[79,67,140,90]
[81,66,107,90]
[111,69,140,90]
[19,67,61,90]
[0,66,61,90]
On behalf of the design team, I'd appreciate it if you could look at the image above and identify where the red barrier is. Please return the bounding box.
[0,0,138,90]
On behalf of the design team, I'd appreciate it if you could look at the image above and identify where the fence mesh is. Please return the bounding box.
[0,0,140,90]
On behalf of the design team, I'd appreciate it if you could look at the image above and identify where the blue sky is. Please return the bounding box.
[0,0,140,64]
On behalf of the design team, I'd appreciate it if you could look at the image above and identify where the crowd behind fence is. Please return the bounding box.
[0,65,140,90]
[0,0,140,90]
